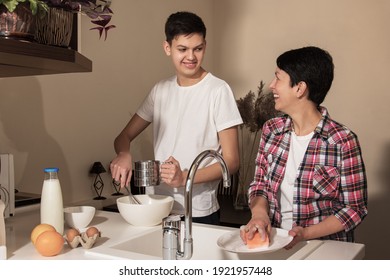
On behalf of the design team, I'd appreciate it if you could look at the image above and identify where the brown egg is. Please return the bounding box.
[35,230,64,257]
[66,228,80,242]
[86,226,99,237]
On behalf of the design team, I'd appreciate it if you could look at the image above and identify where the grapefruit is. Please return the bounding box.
[35,230,64,257]
[31,223,56,245]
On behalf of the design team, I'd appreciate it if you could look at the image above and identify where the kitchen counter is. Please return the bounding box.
[3,208,365,260]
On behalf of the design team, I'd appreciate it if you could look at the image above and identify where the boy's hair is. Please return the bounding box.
[165,11,206,45]
[277,46,334,105]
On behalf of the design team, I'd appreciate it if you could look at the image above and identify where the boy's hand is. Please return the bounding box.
[110,152,133,188]
[160,156,185,188]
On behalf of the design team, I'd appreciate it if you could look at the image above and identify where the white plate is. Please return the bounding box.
[217,228,293,254]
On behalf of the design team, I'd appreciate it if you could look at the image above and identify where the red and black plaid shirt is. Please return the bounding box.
[248,107,368,242]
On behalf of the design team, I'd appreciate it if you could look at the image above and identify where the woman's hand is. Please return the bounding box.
[240,196,271,244]
[160,156,185,188]
[240,213,271,245]
[110,152,133,189]
[285,226,306,249]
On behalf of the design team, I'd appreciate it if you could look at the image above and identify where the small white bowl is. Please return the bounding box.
[64,206,95,229]
[117,195,174,226]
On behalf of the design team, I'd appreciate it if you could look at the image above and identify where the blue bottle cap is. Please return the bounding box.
[44,167,59,172]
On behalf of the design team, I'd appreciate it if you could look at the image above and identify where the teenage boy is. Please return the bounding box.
[110,11,243,225]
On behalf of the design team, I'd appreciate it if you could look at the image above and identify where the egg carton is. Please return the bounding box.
[65,232,100,249]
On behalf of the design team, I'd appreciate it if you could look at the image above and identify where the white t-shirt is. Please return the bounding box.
[279,131,313,229]
[136,73,243,217]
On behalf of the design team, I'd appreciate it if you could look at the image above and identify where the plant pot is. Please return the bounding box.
[35,7,73,47]
[0,3,36,41]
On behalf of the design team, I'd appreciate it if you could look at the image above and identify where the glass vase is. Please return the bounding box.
[233,170,250,210]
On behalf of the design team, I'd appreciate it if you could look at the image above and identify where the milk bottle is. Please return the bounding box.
[40,167,64,234]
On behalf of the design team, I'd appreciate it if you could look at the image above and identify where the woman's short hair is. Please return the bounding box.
[277,46,334,105]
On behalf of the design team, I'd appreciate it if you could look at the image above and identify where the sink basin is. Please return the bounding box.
[86,223,315,260]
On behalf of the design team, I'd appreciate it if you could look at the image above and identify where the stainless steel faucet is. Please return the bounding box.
[162,150,231,260]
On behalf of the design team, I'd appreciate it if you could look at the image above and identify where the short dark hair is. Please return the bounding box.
[165,11,206,44]
[276,46,334,105]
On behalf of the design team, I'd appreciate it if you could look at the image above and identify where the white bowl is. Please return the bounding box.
[116,195,174,226]
[64,206,96,229]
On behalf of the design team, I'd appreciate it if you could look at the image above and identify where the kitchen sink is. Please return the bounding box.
[86,223,316,260]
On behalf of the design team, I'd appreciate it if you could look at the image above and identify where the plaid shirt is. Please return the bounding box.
[248,107,368,242]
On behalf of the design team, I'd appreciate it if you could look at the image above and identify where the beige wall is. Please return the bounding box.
[0,0,388,259]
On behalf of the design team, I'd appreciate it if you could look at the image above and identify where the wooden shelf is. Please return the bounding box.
[0,38,92,77]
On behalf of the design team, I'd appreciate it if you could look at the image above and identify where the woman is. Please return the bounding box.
[241,46,367,249]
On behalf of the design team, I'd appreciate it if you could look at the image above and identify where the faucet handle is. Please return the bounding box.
[162,214,181,230]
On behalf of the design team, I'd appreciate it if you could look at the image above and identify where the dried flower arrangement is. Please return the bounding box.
[234,81,281,209]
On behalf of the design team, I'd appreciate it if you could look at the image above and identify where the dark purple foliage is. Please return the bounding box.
[42,0,116,40]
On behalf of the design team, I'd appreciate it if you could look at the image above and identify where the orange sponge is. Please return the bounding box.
[246,231,270,249]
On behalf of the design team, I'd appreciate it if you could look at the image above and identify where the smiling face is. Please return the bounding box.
[163,33,206,86]
[269,67,301,114]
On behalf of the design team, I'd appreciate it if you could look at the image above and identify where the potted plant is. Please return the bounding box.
[1,0,115,43]
[0,0,48,15]
[0,0,48,40]
[41,0,115,40]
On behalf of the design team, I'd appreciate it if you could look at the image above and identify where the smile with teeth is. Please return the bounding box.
[183,61,197,68]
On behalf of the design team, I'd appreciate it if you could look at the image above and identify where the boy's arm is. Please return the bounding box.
[111,114,151,188]
[179,126,240,186]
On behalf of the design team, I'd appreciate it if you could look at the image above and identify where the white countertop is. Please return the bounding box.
[3,208,365,260]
